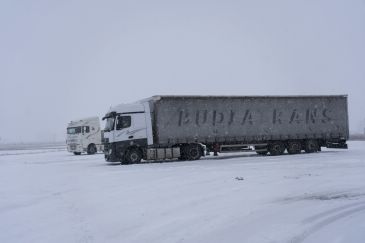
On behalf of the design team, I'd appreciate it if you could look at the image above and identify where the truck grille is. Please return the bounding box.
[70,144,77,150]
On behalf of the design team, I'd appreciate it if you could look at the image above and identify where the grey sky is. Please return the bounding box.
[1,0,364,142]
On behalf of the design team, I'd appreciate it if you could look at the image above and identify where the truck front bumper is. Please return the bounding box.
[67,144,84,153]
[103,143,119,162]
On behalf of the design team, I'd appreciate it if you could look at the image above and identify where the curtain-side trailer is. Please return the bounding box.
[102,95,349,164]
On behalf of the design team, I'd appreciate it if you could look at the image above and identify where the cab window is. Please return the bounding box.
[67,127,81,134]
[82,126,90,134]
[116,116,131,130]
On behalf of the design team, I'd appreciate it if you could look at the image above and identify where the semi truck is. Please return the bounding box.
[66,117,103,155]
[102,95,349,164]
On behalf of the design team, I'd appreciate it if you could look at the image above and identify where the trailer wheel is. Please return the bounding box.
[287,141,302,154]
[125,148,142,164]
[73,152,81,155]
[87,144,97,155]
[268,142,285,156]
[187,144,202,160]
[305,140,319,153]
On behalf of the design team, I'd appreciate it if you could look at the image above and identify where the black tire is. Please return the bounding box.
[269,142,285,156]
[73,152,81,155]
[305,140,318,153]
[87,144,97,155]
[287,141,302,154]
[187,144,202,160]
[124,148,142,164]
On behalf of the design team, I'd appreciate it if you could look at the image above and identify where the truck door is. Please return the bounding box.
[114,114,147,143]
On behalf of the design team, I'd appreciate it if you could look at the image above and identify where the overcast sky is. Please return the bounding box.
[1,0,364,142]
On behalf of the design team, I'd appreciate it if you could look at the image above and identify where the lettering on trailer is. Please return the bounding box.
[178,109,332,127]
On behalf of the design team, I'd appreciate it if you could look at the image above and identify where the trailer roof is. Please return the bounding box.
[139,94,348,102]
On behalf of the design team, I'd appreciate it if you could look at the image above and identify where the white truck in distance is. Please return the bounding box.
[102,95,349,164]
[66,117,103,155]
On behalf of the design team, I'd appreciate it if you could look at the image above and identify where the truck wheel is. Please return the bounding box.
[305,140,318,153]
[287,141,302,154]
[73,152,81,155]
[187,144,202,160]
[269,142,285,156]
[87,144,97,155]
[125,149,142,164]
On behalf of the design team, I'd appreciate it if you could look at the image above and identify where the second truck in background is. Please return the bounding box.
[66,117,103,155]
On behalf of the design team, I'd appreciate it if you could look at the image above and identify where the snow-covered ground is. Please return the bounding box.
[1,142,365,243]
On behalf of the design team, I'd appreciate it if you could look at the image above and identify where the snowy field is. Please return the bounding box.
[1,142,365,243]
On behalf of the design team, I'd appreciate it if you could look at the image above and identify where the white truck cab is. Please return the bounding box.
[102,99,204,164]
[102,102,154,162]
[66,117,103,155]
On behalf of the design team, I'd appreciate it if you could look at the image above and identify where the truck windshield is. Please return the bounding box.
[67,127,82,134]
[104,117,115,131]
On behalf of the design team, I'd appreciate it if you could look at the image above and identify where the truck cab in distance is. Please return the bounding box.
[66,117,103,155]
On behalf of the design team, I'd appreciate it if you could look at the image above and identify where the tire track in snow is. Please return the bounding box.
[302,200,365,224]
[289,201,365,243]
